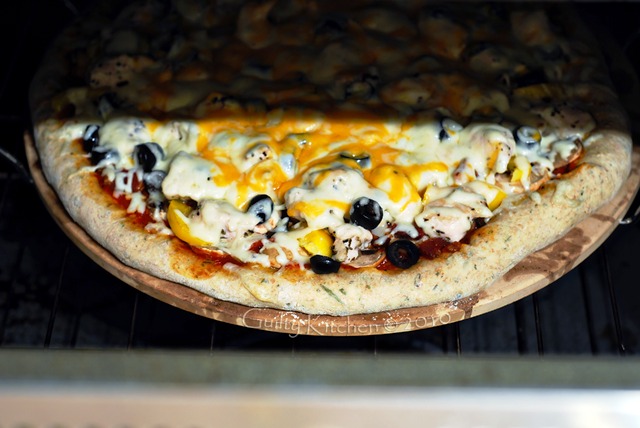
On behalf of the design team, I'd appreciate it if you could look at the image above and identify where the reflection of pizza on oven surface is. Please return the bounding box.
[30,0,632,315]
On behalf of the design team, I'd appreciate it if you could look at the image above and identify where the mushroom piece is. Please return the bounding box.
[524,168,550,193]
[552,139,584,175]
[345,251,385,268]
[263,246,295,269]
[495,166,550,194]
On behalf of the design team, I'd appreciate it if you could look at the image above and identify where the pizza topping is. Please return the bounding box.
[244,142,274,168]
[57,1,609,274]
[332,223,374,263]
[339,152,372,169]
[439,117,464,142]
[349,197,383,230]
[166,200,211,248]
[508,68,548,90]
[416,206,472,243]
[90,147,120,167]
[552,140,584,175]
[385,240,421,269]
[246,194,274,225]
[143,170,166,192]
[82,125,101,152]
[510,10,554,47]
[298,229,334,257]
[310,254,341,274]
[89,54,154,89]
[77,99,589,270]
[514,126,542,150]
[187,199,265,249]
[367,164,422,224]
[161,152,224,201]
[133,142,164,172]
[463,181,507,211]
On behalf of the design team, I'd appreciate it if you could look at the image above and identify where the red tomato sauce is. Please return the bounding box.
[95,171,156,228]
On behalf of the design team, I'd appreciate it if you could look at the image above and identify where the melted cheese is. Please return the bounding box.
[100,118,152,169]
[162,152,225,201]
[91,98,590,266]
[415,206,472,242]
[64,1,604,269]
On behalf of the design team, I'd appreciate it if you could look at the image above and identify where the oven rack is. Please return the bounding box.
[1,0,640,397]
[1,155,638,355]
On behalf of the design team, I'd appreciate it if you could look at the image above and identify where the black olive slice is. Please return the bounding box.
[143,170,167,191]
[438,117,463,142]
[514,126,541,151]
[310,255,341,274]
[349,197,383,230]
[247,194,274,224]
[386,240,420,269]
[90,147,119,166]
[82,125,100,153]
[134,143,165,172]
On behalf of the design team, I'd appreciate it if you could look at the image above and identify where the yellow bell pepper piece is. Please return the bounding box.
[298,229,334,257]
[166,200,211,247]
[465,181,507,211]
[422,184,454,205]
[510,155,532,184]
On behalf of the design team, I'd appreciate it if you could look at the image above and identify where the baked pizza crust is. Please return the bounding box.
[30,2,633,316]
[32,90,632,315]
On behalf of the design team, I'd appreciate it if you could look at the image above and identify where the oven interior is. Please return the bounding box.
[1,0,640,425]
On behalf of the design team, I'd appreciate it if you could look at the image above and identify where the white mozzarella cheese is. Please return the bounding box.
[151,121,200,170]
[99,118,153,169]
[162,151,225,201]
[415,206,472,242]
[187,199,260,247]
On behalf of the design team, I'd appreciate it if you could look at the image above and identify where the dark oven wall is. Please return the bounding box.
[0,1,639,354]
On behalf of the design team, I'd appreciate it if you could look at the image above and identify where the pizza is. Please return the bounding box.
[30,0,632,316]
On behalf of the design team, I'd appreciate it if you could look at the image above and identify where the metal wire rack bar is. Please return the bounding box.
[1,1,639,356]
[0,96,638,356]
[0,156,637,354]
[43,245,69,348]
[579,263,598,355]
[602,247,628,356]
